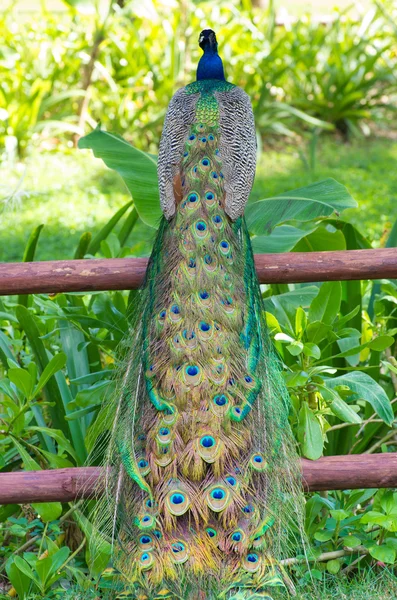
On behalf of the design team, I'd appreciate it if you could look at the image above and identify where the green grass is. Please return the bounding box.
[295,568,397,599]
[1,135,396,263]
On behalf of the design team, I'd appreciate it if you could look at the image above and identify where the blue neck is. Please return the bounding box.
[196,50,225,81]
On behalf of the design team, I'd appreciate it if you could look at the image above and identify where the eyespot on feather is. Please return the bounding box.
[242,552,261,573]
[197,434,223,463]
[193,220,209,240]
[137,457,151,477]
[205,484,231,512]
[139,551,154,571]
[249,453,268,472]
[204,191,216,207]
[138,534,154,551]
[165,490,191,516]
[135,513,155,530]
[170,541,189,564]
[182,364,202,386]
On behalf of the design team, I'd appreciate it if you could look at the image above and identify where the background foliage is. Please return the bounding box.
[1,0,397,598]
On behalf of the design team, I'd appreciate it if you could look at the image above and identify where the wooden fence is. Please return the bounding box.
[0,247,396,504]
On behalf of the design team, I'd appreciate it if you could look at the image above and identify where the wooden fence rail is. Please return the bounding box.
[1,454,397,504]
[0,248,397,296]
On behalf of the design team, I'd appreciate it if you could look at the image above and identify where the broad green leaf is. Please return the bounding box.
[36,546,70,583]
[13,556,39,588]
[325,371,394,425]
[298,402,323,460]
[330,397,362,424]
[379,491,397,515]
[326,559,341,574]
[246,179,357,235]
[6,557,30,599]
[78,128,160,228]
[293,223,346,252]
[286,340,304,356]
[303,343,321,359]
[343,535,362,548]
[251,225,315,254]
[313,530,334,542]
[309,282,342,325]
[306,321,332,344]
[32,502,62,522]
[264,287,319,334]
[368,544,396,564]
[330,509,349,521]
[8,367,34,399]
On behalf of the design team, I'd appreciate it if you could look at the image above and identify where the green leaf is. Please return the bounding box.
[309,282,342,325]
[32,353,67,397]
[313,530,334,542]
[368,544,396,564]
[380,491,397,515]
[251,225,315,254]
[8,367,34,399]
[36,546,70,584]
[6,557,31,599]
[26,427,77,461]
[246,179,357,235]
[298,402,323,460]
[32,502,62,522]
[330,397,362,424]
[326,559,341,574]
[286,340,304,356]
[306,321,333,344]
[295,306,307,338]
[74,231,92,259]
[87,200,133,255]
[303,343,321,359]
[16,306,68,435]
[344,535,362,548]
[11,437,41,471]
[78,128,160,228]
[0,330,14,368]
[13,556,39,589]
[293,223,346,252]
[18,224,44,307]
[325,371,394,425]
[118,207,139,246]
[330,509,349,521]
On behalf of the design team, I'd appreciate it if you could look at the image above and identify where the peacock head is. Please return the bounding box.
[197,29,225,81]
[199,29,218,53]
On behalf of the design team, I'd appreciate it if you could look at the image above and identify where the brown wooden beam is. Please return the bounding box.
[0,248,396,296]
[1,454,396,504]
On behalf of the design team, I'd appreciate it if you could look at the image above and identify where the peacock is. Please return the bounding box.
[90,29,309,600]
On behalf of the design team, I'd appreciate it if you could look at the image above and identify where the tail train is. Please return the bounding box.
[90,29,308,600]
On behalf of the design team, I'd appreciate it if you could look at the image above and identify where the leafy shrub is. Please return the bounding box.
[1,0,396,157]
